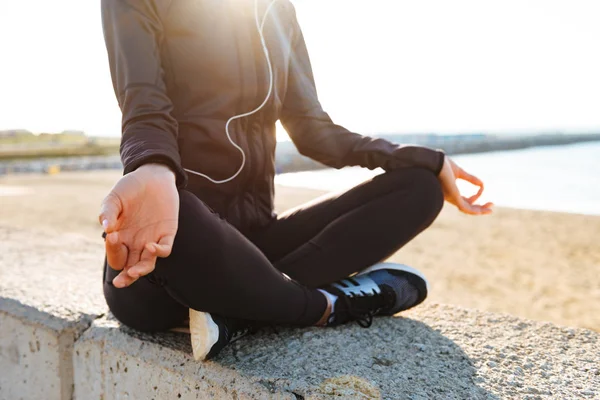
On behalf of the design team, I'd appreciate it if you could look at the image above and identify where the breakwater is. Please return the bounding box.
[274,132,600,173]
[1,133,599,175]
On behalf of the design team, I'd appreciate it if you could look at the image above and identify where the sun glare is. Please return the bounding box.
[1,0,599,136]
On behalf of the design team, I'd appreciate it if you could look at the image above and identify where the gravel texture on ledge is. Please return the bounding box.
[83,305,599,399]
[0,225,106,332]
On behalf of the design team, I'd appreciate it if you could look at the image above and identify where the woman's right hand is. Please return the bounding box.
[99,163,179,288]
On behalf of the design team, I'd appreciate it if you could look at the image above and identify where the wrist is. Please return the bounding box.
[136,163,176,182]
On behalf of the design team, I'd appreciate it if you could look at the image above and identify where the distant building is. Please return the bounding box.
[0,129,33,138]
[60,130,86,136]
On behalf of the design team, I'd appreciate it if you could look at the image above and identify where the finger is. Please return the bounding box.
[105,231,128,271]
[113,269,138,288]
[458,198,484,215]
[457,169,484,188]
[125,248,142,271]
[466,191,481,205]
[99,193,122,232]
[458,201,480,215]
[456,167,484,204]
[127,246,157,279]
[459,198,494,215]
[471,204,494,215]
[478,202,495,213]
[127,259,156,279]
[146,235,175,258]
[466,184,485,204]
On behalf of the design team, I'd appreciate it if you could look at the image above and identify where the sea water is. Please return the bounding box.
[275,141,600,215]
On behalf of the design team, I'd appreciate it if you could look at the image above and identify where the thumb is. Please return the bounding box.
[99,192,122,232]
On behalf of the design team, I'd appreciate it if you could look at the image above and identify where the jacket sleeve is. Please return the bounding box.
[279,7,445,175]
[101,0,187,187]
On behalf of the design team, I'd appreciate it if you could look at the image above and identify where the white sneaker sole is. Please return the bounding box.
[358,262,430,293]
[189,309,219,361]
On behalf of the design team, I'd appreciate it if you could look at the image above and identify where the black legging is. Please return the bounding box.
[103,167,444,332]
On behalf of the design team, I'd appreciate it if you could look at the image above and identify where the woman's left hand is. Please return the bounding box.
[438,156,494,215]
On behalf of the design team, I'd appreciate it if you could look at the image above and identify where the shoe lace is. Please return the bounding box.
[330,288,386,328]
[231,327,252,343]
[224,322,254,344]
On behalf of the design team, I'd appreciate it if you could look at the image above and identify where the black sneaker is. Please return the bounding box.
[189,310,254,361]
[323,263,429,328]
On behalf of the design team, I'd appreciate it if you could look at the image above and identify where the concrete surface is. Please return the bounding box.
[0,226,106,400]
[2,224,599,399]
[74,306,599,400]
[73,317,293,400]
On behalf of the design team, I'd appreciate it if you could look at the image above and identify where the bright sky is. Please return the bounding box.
[0,0,599,137]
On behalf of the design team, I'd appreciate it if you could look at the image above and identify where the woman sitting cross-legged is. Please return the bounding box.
[99,0,493,360]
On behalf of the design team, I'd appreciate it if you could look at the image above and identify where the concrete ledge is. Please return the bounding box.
[0,302,87,400]
[74,317,289,400]
[2,224,599,399]
[74,305,598,399]
[0,226,106,400]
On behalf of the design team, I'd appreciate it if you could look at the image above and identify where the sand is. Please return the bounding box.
[1,170,599,332]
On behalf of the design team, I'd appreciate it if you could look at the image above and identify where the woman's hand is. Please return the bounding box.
[438,156,493,215]
[99,164,179,288]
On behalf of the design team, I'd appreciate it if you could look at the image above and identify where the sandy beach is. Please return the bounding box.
[1,170,598,332]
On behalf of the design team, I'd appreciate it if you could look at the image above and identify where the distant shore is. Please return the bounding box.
[1,132,599,175]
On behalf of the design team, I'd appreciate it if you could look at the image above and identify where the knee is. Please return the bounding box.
[178,189,198,213]
[103,279,188,333]
[175,190,197,235]
[388,167,444,224]
[410,168,444,223]
[177,189,214,226]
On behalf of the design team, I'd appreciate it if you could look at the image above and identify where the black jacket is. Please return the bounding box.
[101,0,444,232]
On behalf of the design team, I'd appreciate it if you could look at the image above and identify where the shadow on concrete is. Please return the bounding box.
[120,315,499,399]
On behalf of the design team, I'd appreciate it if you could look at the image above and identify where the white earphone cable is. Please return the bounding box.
[183,0,279,184]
